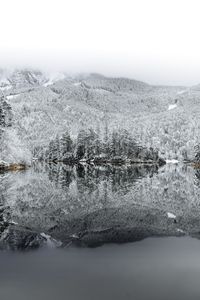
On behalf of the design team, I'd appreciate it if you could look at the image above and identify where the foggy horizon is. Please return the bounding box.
[0,59,200,87]
[1,0,200,86]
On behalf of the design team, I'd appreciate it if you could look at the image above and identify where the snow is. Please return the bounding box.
[0,77,11,88]
[43,72,65,87]
[0,128,32,164]
[168,104,177,110]
[0,160,9,166]
[176,89,190,95]
[167,212,176,219]
[0,85,11,91]
[43,80,54,87]
[73,82,81,86]
[166,159,179,164]
[71,234,79,239]
[64,105,71,111]
[6,94,20,100]
[10,221,18,225]
[40,233,62,248]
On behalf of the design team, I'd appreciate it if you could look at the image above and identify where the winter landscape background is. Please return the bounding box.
[2,68,200,300]
[0,68,200,250]
[0,68,200,165]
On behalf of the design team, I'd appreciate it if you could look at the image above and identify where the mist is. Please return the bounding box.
[1,238,200,300]
[1,0,200,86]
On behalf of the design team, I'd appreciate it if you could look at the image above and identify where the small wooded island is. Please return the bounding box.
[33,128,166,166]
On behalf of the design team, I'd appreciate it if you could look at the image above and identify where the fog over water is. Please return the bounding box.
[1,237,200,300]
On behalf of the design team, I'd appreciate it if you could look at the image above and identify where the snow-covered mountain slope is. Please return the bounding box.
[0,68,45,91]
[0,68,69,94]
[0,68,200,163]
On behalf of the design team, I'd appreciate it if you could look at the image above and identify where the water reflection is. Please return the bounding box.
[45,163,159,194]
[1,163,200,249]
[194,168,200,186]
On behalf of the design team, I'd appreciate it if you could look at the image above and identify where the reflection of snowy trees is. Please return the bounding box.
[2,163,200,248]
[194,145,200,163]
[45,163,158,195]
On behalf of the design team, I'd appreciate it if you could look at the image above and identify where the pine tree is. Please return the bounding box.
[60,132,73,159]
[76,130,86,160]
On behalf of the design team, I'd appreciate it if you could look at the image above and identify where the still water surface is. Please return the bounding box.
[0,237,200,300]
[1,163,200,299]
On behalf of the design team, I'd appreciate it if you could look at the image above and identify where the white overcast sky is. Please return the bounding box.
[1,0,200,85]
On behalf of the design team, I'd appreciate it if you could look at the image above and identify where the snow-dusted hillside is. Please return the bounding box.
[0,68,200,163]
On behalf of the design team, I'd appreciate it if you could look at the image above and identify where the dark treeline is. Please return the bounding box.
[194,145,200,163]
[0,95,12,129]
[34,128,165,165]
[0,95,13,168]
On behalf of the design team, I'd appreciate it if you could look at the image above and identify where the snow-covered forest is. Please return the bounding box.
[36,128,164,165]
[0,68,200,165]
[1,68,200,249]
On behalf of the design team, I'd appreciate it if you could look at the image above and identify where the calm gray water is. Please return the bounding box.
[1,237,200,300]
[1,163,200,299]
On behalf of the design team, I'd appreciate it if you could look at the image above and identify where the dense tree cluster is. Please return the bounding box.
[194,145,200,162]
[0,95,12,128]
[35,128,164,165]
[0,95,12,149]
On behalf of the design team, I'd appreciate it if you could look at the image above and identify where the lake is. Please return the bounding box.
[1,163,200,299]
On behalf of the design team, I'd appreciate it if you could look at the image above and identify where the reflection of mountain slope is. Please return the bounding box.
[50,205,183,247]
[0,164,200,249]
